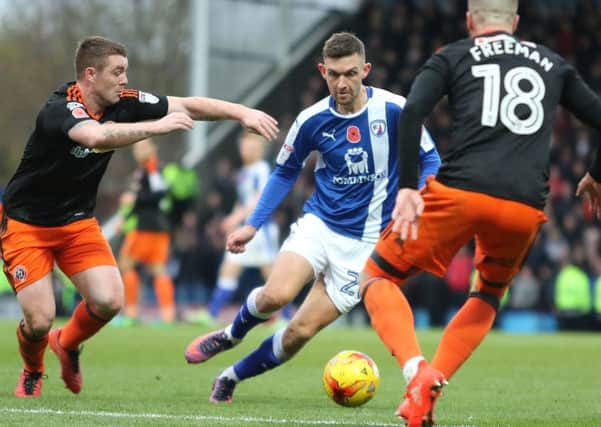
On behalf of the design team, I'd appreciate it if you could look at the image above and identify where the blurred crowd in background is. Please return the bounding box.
[2,0,601,330]
[174,0,601,330]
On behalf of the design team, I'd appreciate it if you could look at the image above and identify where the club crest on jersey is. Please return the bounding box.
[71,107,89,119]
[370,120,386,137]
[12,265,27,284]
[346,126,361,143]
[344,147,369,175]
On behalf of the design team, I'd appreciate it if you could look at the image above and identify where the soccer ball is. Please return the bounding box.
[322,350,380,407]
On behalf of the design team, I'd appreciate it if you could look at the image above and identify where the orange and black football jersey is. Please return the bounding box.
[399,31,601,209]
[2,83,168,226]
[128,167,171,232]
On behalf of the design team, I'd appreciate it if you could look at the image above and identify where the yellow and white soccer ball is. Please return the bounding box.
[322,350,380,407]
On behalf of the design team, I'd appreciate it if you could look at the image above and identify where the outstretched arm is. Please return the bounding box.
[167,96,279,141]
[68,112,194,150]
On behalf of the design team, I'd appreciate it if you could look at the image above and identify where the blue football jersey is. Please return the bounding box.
[275,86,438,243]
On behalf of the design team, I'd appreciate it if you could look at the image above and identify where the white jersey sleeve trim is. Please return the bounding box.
[373,87,435,153]
[276,96,330,166]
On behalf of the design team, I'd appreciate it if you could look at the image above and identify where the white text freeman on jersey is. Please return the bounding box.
[469,34,554,72]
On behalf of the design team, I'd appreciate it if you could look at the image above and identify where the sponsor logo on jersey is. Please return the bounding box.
[346,126,361,143]
[322,130,336,142]
[369,120,386,137]
[12,265,27,284]
[70,145,96,158]
[276,143,294,164]
[66,102,85,111]
[139,91,159,104]
[71,107,90,119]
[332,147,387,185]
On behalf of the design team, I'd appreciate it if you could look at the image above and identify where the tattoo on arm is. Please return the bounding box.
[102,128,152,145]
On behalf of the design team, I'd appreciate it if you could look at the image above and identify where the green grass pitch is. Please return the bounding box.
[0,320,599,426]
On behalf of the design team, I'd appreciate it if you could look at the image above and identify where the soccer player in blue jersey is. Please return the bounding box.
[184,32,441,403]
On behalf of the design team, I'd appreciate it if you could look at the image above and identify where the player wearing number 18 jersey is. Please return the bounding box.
[360,1,601,426]
[426,27,574,209]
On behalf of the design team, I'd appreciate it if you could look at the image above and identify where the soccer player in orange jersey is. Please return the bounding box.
[0,36,278,397]
[118,138,176,324]
[361,1,601,425]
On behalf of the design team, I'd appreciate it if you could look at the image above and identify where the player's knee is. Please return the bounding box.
[282,322,315,354]
[256,288,290,313]
[148,264,166,277]
[26,314,53,337]
[90,293,123,318]
[118,258,135,272]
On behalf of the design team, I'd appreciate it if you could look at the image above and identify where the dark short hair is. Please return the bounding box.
[74,36,127,79]
[322,32,365,61]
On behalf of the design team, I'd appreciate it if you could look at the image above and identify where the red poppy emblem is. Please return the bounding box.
[346,126,361,143]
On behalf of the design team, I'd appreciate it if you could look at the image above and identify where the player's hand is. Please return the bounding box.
[226,224,257,253]
[239,108,279,141]
[391,188,424,240]
[576,172,601,219]
[152,112,194,135]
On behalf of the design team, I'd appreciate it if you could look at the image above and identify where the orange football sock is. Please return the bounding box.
[363,278,421,368]
[431,296,496,379]
[123,270,140,318]
[154,274,175,322]
[60,302,110,350]
[16,320,48,373]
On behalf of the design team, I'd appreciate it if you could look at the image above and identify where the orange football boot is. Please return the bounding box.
[14,370,44,397]
[49,328,82,394]
[397,360,447,427]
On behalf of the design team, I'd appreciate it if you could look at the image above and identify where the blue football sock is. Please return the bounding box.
[209,287,235,318]
[281,303,294,321]
[230,287,271,340]
[233,333,285,380]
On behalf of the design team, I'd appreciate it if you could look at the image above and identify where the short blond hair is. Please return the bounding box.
[468,0,518,25]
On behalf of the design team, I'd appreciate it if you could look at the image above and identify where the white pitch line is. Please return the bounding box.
[0,407,402,426]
